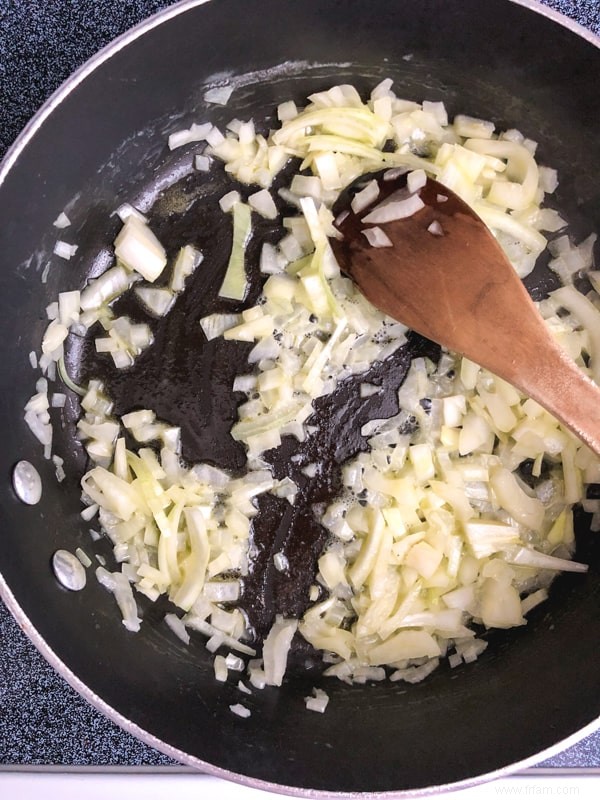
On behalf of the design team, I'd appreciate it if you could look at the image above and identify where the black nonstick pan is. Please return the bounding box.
[0,0,599,795]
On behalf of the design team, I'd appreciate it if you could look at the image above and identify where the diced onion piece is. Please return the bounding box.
[114,217,167,282]
[80,266,134,311]
[278,100,299,121]
[407,169,427,193]
[200,313,241,341]
[351,179,380,214]
[539,166,559,194]
[214,655,228,682]
[115,203,148,224]
[195,154,211,172]
[361,225,394,247]
[368,631,441,666]
[168,122,213,150]
[205,86,234,105]
[466,138,538,211]
[229,703,251,718]
[42,320,68,355]
[205,126,225,147]
[362,193,424,224]
[305,688,330,713]
[53,212,71,229]
[248,189,278,220]
[135,286,174,317]
[273,552,289,572]
[480,579,524,629]
[453,114,495,139]
[96,567,141,632]
[219,191,241,213]
[427,221,444,236]
[164,613,190,645]
[58,291,80,327]
[170,245,202,293]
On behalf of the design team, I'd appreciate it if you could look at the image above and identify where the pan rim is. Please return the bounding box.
[0,0,599,796]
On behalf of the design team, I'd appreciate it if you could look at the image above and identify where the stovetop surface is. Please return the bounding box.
[1,0,599,770]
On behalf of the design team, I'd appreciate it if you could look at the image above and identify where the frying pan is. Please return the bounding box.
[1,0,599,795]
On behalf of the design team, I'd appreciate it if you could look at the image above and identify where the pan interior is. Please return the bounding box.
[0,0,599,793]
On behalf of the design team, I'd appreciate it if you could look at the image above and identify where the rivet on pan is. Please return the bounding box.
[12,460,42,505]
[52,549,87,592]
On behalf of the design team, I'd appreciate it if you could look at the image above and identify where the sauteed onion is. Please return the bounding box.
[23,79,598,706]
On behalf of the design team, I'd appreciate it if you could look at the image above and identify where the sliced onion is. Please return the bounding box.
[219,203,253,301]
[204,85,234,105]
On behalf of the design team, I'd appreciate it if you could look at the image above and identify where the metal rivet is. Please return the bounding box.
[12,460,42,505]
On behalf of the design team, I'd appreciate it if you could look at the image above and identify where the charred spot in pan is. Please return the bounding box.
[240,333,439,640]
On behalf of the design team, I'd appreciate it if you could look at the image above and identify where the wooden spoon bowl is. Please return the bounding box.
[331,174,600,455]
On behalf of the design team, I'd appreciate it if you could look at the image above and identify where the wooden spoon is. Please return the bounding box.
[331,174,600,456]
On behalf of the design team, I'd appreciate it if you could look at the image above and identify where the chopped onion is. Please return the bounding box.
[278,101,299,122]
[351,179,380,214]
[248,189,278,220]
[229,703,251,718]
[205,85,234,105]
[362,226,393,248]
[54,241,78,260]
[80,265,134,311]
[427,220,444,236]
[305,688,330,713]
[273,552,289,572]
[195,154,211,172]
[135,286,175,317]
[164,613,190,645]
[114,203,148,224]
[168,121,213,150]
[171,245,202,293]
[53,212,71,229]
[58,291,80,327]
[114,217,167,282]
[362,193,425,224]
[219,191,241,213]
[200,313,241,341]
[96,566,141,632]
[407,169,427,193]
[262,616,298,686]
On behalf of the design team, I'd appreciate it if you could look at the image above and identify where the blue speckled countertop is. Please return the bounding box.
[1,0,599,769]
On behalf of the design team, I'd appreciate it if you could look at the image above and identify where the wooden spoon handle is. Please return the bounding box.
[479,308,600,456]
